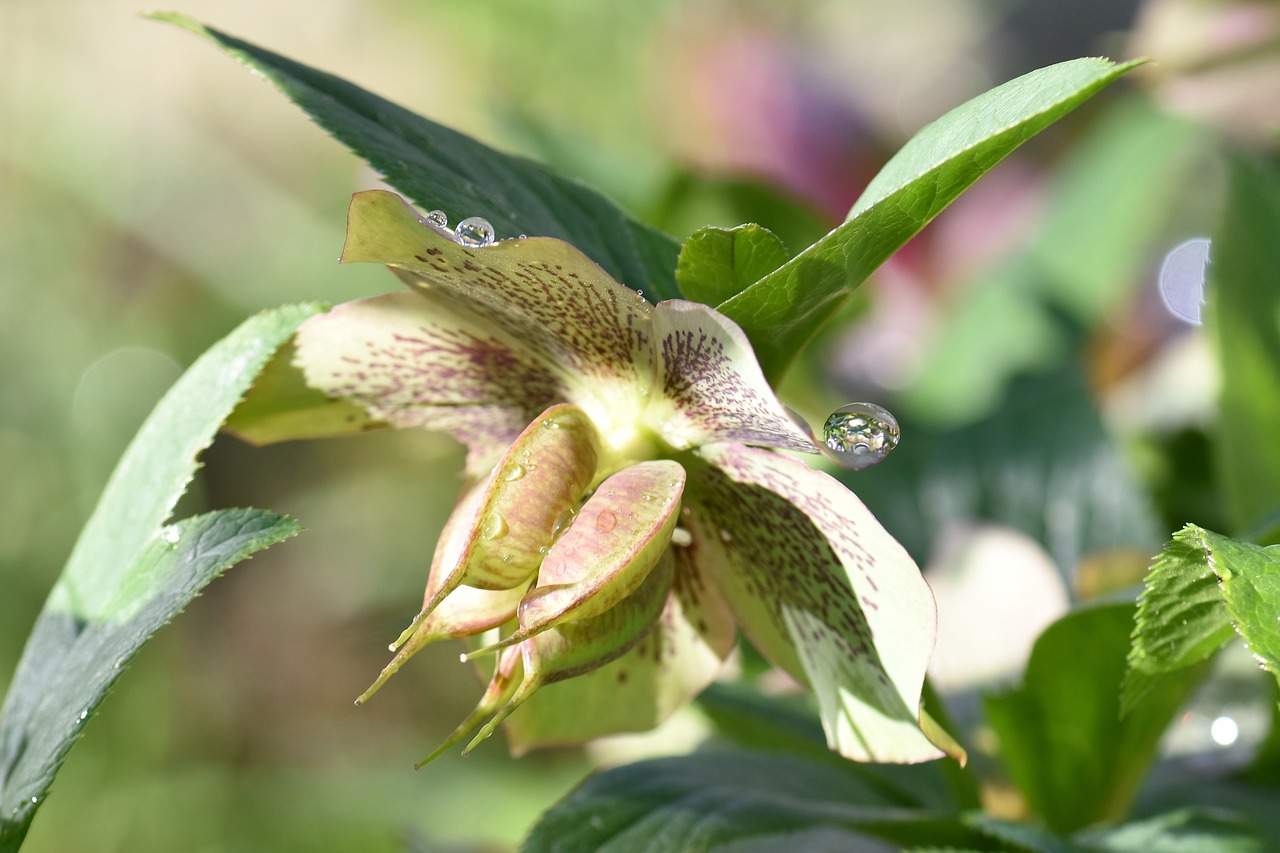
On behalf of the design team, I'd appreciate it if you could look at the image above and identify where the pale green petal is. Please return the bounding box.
[502,535,737,754]
[342,190,653,444]
[645,300,816,453]
[294,291,565,474]
[690,443,943,763]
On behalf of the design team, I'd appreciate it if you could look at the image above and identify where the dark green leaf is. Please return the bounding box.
[1212,154,1280,540]
[717,58,1141,379]
[154,13,682,302]
[695,682,955,811]
[520,751,983,853]
[1124,525,1280,713]
[677,225,790,307]
[0,306,315,848]
[985,604,1200,833]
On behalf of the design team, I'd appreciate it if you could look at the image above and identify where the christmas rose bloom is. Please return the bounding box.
[238,190,955,765]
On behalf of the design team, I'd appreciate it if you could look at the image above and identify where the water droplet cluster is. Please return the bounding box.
[822,402,900,470]
[421,209,497,247]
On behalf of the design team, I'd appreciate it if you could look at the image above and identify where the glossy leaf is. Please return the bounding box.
[985,604,1200,833]
[717,57,1140,379]
[155,13,682,302]
[1124,525,1280,712]
[676,224,790,307]
[1212,154,1280,540]
[520,750,983,852]
[0,306,315,849]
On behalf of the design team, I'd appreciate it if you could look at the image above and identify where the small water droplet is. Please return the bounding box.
[822,402,900,470]
[502,463,526,482]
[426,209,449,228]
[455,216,496,247]
[671,527,693,547]
[542,417,562,430]
[595,510,617,533]
[160,525,181,544]
[481,514,508,541]
[1159,237,1210,325]
[78,709,88,722]
[640,493,653,502]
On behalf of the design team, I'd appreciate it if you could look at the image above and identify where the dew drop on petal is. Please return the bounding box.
[426,209,449,228]
[481,514,508,541]
[822,402,900,470]
[595,510,617,533]
[502,463,527,482]
[455,216,496,247]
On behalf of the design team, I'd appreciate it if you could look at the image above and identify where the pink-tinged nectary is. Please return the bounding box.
[689,443,942,763]
[459,549,679,756]
[510,460,686,640]
[502,515,738,752]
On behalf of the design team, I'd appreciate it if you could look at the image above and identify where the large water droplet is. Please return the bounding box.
[595,510,617,534]
[822,402,900,470]
[455,216,496,247]
[480,514,508,541]
[1159,237,1210,325]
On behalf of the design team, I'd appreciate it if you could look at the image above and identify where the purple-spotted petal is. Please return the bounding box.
[295,291,564,474]
[342,190,653,437]
[689,443,943,763]
[646,300,817,453]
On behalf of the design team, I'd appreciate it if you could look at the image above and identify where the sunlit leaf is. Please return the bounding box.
[676,224,789,307]
[1124,524,1280,713]
[0,306,315,849]
[717,57,1141,379]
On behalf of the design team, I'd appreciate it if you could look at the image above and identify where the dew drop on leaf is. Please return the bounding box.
[426,209,449,228]
[455,216,496,247]
[822,402,900,470]
[502,463,527,481]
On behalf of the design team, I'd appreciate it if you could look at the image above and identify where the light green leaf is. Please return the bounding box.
[717,57,1141,379]
[520,751,984,852]
[1076,809,1265,853]
[1124,525,1280,712]
[153,12,682,302]
[676,224,790,307]
[1212,154,1280,540]
[986,604,1200,834]
[0,306,315,849]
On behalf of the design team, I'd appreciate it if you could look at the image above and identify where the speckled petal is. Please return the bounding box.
[294,291,564,475]
[502,528,737,753]
[689,443,943,763]
[342,190,653,440]
[646,300,817,453]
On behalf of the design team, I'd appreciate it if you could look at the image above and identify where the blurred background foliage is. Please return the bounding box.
[2,0,1279,849]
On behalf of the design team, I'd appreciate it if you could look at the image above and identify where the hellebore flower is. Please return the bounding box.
[239,189,956,765]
